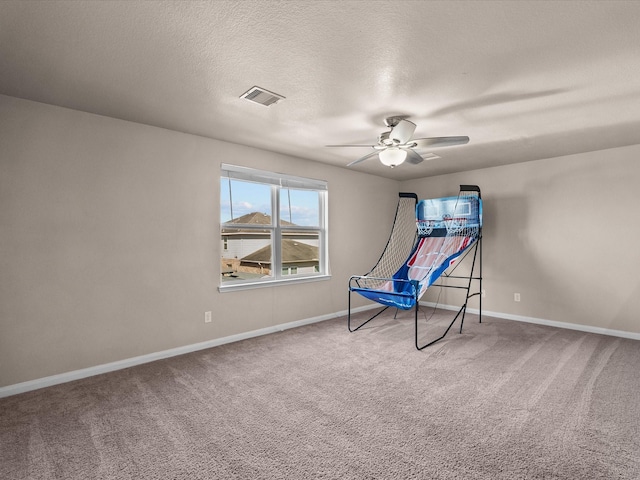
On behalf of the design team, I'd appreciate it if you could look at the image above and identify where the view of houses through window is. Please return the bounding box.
[220,165,328,288]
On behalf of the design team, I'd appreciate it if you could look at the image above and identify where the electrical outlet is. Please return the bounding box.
[481,289,486,298]
[204,311,212,323]
[514,293,521,302]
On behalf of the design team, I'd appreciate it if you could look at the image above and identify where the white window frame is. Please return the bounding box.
[219,164,330,292]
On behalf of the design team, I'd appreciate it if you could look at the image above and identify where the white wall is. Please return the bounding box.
[401,144,640,336]
[0,95,399,387]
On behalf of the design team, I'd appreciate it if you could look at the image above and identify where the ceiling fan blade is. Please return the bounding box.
[390,119,416,144]
[412,136,470,148]
[325,144,376,148]
[347,151,380,167]
[405,150,424,165]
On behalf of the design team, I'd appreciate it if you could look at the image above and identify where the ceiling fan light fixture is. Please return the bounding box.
[379,148,407,167]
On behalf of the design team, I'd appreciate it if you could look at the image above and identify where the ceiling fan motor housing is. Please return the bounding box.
[378,131,394,146]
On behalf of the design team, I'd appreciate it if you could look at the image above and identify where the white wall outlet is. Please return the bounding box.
[481,289,486,298]
[204,311,212,323]
[514,293,521,302]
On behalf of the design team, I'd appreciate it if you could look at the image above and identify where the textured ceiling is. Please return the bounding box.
[1,0,640,180]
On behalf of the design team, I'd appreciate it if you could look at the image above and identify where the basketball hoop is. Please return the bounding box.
[416,219,435,237]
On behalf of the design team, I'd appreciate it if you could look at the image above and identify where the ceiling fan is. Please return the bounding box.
[327,116,469,168]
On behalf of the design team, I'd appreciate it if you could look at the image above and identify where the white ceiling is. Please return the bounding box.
[2,0,640,181]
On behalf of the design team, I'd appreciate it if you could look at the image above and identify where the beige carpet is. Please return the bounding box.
[1,309,639,479]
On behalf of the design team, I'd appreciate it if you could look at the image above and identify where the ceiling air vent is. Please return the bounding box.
[240,86,285,107]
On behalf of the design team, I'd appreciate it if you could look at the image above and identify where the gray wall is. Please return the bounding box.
[0,95,399,387]
[401,144,640,335]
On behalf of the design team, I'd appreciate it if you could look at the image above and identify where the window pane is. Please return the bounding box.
[280,189,319,226]
[220,165,328,290]
[221,179,272,224]
[220,228,273,282]
[281,232,320,275]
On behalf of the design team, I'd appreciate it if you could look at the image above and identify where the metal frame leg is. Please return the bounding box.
[347,288,391,332]
[414,239,482,350]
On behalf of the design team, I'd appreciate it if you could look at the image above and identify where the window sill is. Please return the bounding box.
[218,274,331,293]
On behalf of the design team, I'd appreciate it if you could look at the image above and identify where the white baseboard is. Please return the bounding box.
[420,301,640,341]
[0,305,377,399]
[3,302,637,399]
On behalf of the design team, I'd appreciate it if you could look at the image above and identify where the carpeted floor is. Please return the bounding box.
[1,309,639,479]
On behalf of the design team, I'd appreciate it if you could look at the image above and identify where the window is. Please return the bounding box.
[219,164,329,291]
